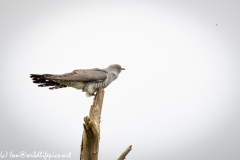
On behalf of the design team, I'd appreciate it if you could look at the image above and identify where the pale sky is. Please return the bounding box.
[1,0,240,160]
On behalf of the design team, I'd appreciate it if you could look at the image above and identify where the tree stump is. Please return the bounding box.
[80,88,132,160]
[80,88,104,160]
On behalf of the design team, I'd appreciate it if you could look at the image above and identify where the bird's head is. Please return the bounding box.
[108,64,125,73]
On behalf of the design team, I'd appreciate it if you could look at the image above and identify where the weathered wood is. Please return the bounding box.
[117,145,132,160]
[80,88,104,160]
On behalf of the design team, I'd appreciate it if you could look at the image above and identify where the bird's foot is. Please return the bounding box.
[98,87,104,91]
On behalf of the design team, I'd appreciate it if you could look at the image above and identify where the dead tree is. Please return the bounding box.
[80,88,132,160]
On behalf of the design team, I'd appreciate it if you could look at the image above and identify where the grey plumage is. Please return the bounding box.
[30,64,125,96]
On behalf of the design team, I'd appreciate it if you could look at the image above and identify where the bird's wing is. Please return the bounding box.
[44,68,107,82]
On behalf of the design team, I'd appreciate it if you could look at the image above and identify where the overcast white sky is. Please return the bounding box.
[0,0,240,160]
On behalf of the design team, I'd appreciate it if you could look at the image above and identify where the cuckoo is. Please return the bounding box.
[30,64,125,96]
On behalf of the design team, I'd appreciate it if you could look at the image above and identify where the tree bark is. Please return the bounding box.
[80,88,104,160]
[117,145,132,160]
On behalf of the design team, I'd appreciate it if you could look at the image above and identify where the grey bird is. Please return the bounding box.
[30,64,125,96]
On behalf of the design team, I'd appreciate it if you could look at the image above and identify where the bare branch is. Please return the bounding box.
[117,145,132,160]
[80,88,104,160]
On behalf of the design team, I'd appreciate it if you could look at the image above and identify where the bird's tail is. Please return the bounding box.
[30,74,67,90]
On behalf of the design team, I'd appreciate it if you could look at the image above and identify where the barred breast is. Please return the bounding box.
[83,81,109,95]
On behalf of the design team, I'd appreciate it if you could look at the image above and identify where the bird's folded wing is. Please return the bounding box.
[44,69,107,82]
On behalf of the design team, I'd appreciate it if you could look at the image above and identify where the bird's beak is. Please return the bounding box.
[121,68,125,70]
